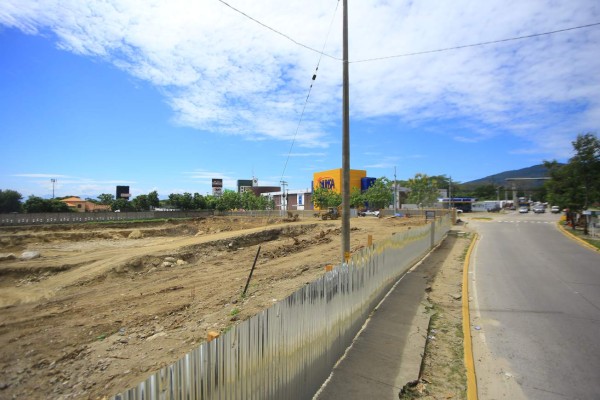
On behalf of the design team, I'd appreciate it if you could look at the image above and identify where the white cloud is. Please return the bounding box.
[10,173,137,197]
[1,0,598,158]
[284,152,327,157]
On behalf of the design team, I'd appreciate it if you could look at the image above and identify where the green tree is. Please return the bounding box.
[97,193,115,205]
[148,191,160,209]
[23,196,71,213]
[571,133,600,208]
[349,187,365,209]
[363,177,393,210]
[168,192,195,210]
[0,189,23,213]
[131,194,150,211]
[472,184,499,200]
[545,133,600,233]
[192,193,206,210]
[111,198,133,212]
[204,195,218,210]
[312,187,342,209]
[215,190,241,211]
[49,199,71,212]
[23,196,50,213]
[406,173,440,207]
[240,190,270,210]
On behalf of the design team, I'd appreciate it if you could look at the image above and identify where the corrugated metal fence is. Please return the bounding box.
[111,214,452,400]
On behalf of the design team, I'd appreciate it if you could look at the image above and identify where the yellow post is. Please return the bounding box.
[367,234,373,247]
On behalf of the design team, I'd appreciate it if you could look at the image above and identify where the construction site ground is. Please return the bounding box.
[0,214,464,399]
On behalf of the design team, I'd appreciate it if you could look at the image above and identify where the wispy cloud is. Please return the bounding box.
[1,0,598,158]
[11,173,137,197]
[283,152,327,157]
[13,173,72,179]
[184,169,236,189]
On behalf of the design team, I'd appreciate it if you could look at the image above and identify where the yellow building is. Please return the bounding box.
[313,168,367,201]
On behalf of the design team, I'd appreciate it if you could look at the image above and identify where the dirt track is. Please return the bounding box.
[0,215,429,399]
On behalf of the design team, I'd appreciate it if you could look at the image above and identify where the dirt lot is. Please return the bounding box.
[0,215,443,399]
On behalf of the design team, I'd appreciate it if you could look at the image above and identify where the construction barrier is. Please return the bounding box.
[111,214,452,400]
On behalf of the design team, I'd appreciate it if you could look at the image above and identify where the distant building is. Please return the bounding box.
[61,197,111,213]
[250,186,281,196]
[237,179,254,193]
[313,168,366,195]
[262,189,313,211]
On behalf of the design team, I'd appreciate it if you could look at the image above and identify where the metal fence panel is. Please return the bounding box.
[111,215,451,400]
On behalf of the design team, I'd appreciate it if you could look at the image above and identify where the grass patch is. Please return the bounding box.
[457,239,471,262]
[229,307,240,317]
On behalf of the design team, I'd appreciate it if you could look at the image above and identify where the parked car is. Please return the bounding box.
[533,206,545,213]
[551,206,561,213]
[518,206,529,213]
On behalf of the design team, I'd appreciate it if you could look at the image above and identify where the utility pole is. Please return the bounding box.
[280,180,287,211]
[394,167,397,214]
[341,0,350,263]
[449,176,452,210]
[51,178,57,199]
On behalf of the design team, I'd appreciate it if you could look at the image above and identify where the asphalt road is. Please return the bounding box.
[469,211,600,400]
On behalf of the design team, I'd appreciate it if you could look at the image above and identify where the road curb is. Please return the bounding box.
[462,233,478,400]
[556,221,599,252]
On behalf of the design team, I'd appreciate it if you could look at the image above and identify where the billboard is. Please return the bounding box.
[212,179,223,197]
[116,185,131,200]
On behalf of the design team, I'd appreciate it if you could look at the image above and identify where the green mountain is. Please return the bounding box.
[462,164,558,187]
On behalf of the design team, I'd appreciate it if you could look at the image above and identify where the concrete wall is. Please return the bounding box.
[0,210,214,226]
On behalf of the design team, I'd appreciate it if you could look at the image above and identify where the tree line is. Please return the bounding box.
[0,189,274,213]
[1,133,597,214]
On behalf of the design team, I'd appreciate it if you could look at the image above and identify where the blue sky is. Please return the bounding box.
[1,1,599,199]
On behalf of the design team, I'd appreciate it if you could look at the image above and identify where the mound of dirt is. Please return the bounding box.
[0,215,432,399]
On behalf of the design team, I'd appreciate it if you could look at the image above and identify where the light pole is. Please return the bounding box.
[51,178,57,199]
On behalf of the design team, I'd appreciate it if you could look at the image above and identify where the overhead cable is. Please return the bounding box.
[215,1,599,64]
[216,0,342,61]
[350,22,600,63]
[279,0,340,180]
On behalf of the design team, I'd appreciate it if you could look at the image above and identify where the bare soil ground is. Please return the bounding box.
[0,215,440,400]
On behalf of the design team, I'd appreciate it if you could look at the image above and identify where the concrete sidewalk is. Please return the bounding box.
[314,239,451,399]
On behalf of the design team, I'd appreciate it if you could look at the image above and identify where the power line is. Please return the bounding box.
[214,1,599,64]
[279,0,340,182]
[216,0,341,61]
[350,22,600,63]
